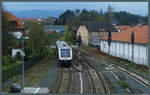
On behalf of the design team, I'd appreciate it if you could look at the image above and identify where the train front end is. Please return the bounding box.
[58,47,72,66]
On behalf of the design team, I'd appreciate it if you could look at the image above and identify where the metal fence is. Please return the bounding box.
[2,56,41,82]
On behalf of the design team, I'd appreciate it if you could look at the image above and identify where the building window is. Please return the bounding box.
[9,20,18,27]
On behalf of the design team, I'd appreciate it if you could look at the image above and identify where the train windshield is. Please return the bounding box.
[61,49,70,57]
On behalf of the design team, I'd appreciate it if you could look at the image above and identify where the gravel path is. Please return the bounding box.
[39,60,58,91]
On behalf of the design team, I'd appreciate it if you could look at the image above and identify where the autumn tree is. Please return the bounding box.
[28,22,46,55]
[62,25,76,44]
[2,10,18,55]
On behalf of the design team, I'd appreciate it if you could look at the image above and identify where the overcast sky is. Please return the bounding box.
[3,2,148,16]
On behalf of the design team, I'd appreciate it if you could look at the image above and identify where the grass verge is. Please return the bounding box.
[2,61,21,71]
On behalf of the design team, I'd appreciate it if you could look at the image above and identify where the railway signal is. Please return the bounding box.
[78,35,81,47]
[131,30,134,62]
[108,31,112,54]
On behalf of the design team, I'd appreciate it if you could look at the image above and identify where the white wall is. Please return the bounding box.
[12,49,25,57]
[100,40,148,66]
[77,26,89,46]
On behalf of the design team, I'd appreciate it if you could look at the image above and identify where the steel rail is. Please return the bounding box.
[73,51,109,93]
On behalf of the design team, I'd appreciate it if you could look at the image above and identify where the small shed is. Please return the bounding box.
[12,49,25,58]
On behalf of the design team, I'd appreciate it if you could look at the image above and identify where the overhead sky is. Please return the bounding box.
[3,2,148,16]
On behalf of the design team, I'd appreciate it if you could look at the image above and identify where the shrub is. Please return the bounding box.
[16,53,22,61]
[10,57,17,64]
[2,55,17,66]
[41,48,50,60]
[47,48,56,60]
[24,47,32,61]
[2,56,10,66]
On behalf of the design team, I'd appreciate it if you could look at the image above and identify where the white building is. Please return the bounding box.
[11,31,26,58]
[12,49,25,57]
[100,25,148,66]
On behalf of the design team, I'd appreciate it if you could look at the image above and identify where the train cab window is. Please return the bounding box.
[63,44,66,47]
[61,49,70,57]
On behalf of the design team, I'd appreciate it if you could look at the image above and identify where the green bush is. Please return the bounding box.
[2,56,17,66]
[9,57,17,64]
[16,53,22,61]
[40,48,56,60]
[41,48,50,60]
[2,56,10,66]
[62,25,77,45]
[48,48,56,60]
[24,47,32,61]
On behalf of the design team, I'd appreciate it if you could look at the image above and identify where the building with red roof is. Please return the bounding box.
[3,11,26,57]
[101,25,148,66]
[3,11,24,32]
[103,25,148,44]
[114,25,130,32]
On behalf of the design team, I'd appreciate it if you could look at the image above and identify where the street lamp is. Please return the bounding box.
[21,34,25,90]
[21,34,30,91]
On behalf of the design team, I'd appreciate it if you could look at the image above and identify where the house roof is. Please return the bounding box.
[71,25,80,31]
[12,31,23,39]
[80,21,117,32]
[44,25,66,28]
[115,25,130,30]
[3,11,24,30]
[102,25,148,44]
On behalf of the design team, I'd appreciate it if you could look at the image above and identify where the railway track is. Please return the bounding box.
[75,48,149,93]
[51,66,72,93]
[52,48,148,94]
[73,50,110,94]
[99,59,149,88]
[75,49,149,88]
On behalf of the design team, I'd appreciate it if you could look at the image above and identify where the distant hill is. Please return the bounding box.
[11,9,65,18]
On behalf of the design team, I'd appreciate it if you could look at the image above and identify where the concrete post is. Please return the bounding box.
[148,1,150,88]
[138,44,140,64]
[0,1,2,92]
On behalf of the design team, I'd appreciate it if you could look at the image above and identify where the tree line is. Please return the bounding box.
[53,6,148,25]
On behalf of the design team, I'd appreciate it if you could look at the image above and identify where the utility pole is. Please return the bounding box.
[0,1,2,92]
[131,30,134,62]
[22,34,25,90]
[78,34,81,47]
[108,31,112,54]
[89,15,90,44]
[89,14,92,45]
[148,2,150,91]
